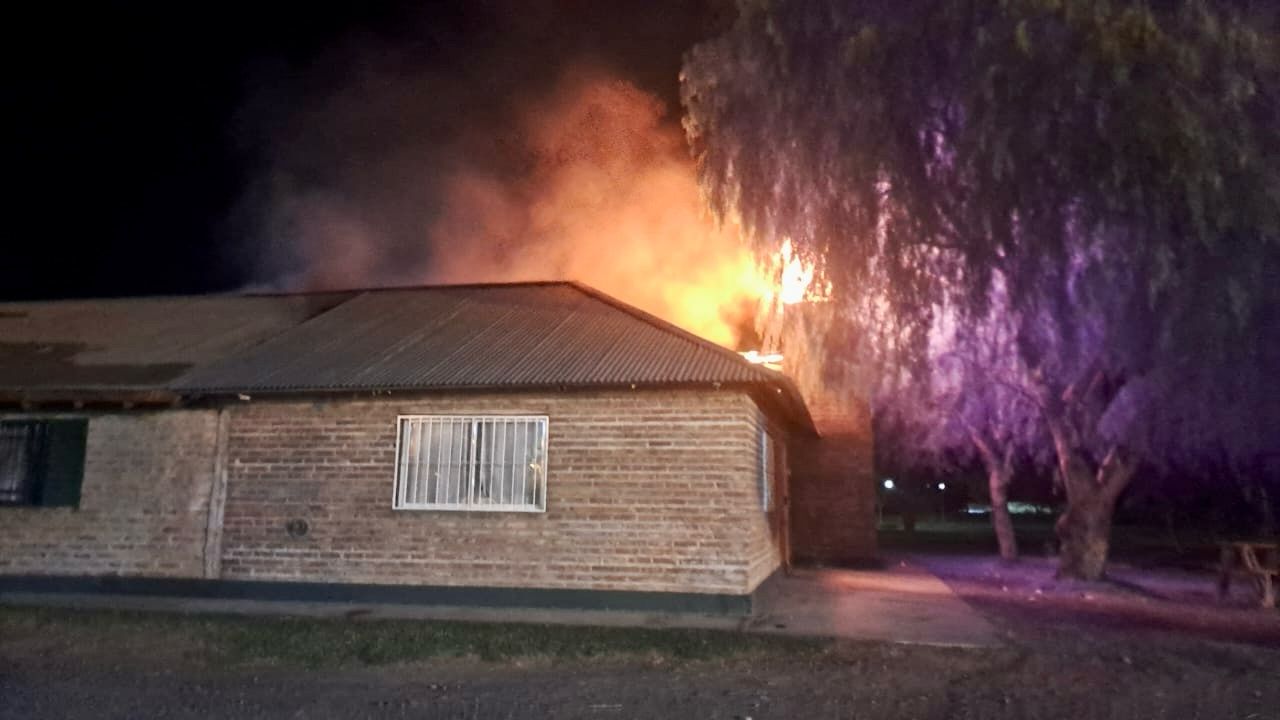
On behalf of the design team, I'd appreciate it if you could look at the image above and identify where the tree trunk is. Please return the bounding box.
[1032,365,1136,581]
[988,465,1018,562]
[966,427,1019,562]
[1055,492,1116,580]
[1053,448,1135,581]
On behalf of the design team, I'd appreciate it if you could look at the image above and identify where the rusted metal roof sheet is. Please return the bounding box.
[0,293,352,390]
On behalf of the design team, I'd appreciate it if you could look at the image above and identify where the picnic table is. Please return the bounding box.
[1217,540,1279,609]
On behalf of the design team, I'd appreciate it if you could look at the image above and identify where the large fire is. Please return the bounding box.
[418,74,823,350]
[274,71,820,354]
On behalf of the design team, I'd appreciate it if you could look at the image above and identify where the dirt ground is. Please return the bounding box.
[2,588,1278,720]
[913,553,1280,647]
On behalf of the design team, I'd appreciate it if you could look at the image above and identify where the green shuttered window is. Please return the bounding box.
[0,418,88,508]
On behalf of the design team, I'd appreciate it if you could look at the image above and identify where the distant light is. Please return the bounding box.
[937,482,946,491]
[882,479,895,490]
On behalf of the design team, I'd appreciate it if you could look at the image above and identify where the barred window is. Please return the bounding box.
[394,416,547,512]
[1,419,88,508]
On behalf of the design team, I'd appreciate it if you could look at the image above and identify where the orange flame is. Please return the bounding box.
[286,71,818,351]
[742,237,823,369]
[420,75,797,348]
[778,238,816,305]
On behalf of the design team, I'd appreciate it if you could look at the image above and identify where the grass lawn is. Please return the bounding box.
[878,514,1226,568]
[3,521,1275,717]
[3,599,1277,719]
[0,605,826,669]
[879,514,1057,553]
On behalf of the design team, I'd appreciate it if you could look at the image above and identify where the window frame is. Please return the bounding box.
[758,426,774,512]
[0,417,88,509]
[392,414,549,513]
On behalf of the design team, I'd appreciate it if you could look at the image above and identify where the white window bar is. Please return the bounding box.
[516,420,525,507]
[759,427,773,512]
[394,415,548,512]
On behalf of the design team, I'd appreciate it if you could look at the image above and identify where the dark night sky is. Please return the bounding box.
[6,1,727,301]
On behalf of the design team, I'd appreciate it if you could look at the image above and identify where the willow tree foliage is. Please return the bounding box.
[683,0,1279,578]
[877,284,1047,561]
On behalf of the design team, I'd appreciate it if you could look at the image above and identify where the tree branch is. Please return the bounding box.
[1061,361,1102,407]
[962,418,998,469]
[1098,444,1136,502]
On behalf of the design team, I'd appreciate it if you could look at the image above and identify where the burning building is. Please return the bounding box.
[742,241,878,568]
[0,280,874,613]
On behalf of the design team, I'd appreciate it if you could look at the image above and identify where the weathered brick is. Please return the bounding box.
[788,392,878,564]
[2,387,874,593]
[0,410,220,578]
[218,390,782,595]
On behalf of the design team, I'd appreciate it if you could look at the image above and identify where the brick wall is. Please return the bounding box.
[0,410,221,578]
[788,392,878,564]
[744,405,785,589]
[219,391,782,595]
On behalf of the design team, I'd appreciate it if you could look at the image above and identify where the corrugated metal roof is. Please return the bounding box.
[173,283,783,391]
[1,282,814,430]
[0,293,352,390]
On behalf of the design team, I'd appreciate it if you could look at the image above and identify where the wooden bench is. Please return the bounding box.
[1217,541,1279,609]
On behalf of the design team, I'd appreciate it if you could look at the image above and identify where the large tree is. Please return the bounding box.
[683,0,1279,578]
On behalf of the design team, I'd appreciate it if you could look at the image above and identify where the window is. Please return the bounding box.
[394,415,548,512]
[758,427,773,512]
[0,419,88,508]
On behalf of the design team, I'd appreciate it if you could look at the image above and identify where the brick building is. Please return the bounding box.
[0,283,874,614]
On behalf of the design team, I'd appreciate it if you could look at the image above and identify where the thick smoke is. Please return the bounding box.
[230,3,761,346]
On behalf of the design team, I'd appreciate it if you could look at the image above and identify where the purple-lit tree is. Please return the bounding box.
[877,283,1046,561]
[683,0,1279,578]
[1125,241,1280,539]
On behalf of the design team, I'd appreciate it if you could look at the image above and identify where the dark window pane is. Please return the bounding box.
[0,419,86,507]
[39,419,88,508]
[0,422,35,504]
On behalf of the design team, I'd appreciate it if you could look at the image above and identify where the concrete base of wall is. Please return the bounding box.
[0,575,753,617]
